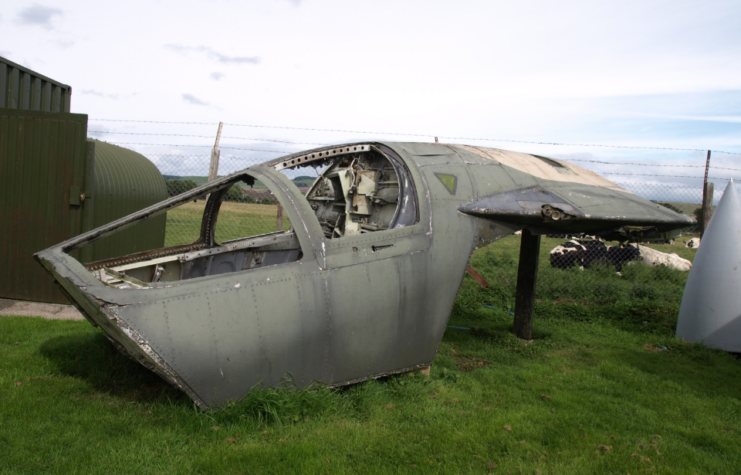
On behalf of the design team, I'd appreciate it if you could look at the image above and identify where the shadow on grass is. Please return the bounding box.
[612,343,741,400]
[39,330,188,405]
[449,305,741,400]
[444,318,555,346]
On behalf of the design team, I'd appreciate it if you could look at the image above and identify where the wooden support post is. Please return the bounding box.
[702,182,714,237]
[513,229,540,340]
[205,122,223,201]
[466,264,489,289]
[276,202,284,231]
[208,122,224,184]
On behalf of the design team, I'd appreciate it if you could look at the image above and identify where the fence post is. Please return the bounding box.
[276,203,284,231]
[208,122,223,184]
[513,229,540,340]
[701,150,711,237]
[702,182,714,236]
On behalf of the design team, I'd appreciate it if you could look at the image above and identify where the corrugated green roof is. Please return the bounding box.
[86,140,167,262]
[0,55,72,113]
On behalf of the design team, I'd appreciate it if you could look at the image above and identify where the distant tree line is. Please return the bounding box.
[655,202,683,214]
[166,179,278,205]
[223,185,245,202]
[166,179,198,197]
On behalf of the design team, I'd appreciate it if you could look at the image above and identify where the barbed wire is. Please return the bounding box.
[90,131,327,146]
[612,181,702,188]
[141,154,264,161]
[107,142,288,153]
[602,172,738,180]
[93,131,740,165]
[565,158,741,172]
[92,120,216,125]
[89,118,740,155]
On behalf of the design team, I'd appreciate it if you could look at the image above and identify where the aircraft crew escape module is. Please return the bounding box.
[36,142,693,408]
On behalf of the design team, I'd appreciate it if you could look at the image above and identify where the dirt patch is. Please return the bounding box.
[643,344,667,353]
[453,355,490,372]
[0,299,83,320]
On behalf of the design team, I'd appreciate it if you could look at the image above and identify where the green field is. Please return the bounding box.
[165,201,291,247]
[2,236,740,474]
[659,201,716,218]
[169,176,315,191]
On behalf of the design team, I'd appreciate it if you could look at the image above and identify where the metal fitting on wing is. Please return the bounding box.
[542,204,573,222]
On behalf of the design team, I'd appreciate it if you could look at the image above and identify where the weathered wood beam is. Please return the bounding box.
[466,264,489,289]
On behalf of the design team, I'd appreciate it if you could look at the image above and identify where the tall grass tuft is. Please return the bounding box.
[214,381,346,426]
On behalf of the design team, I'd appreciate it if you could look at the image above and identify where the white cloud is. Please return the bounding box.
[81,89,119,99]
[52,39,74,48]
[182,94,209,106]
[3,0,737,160]
[165,44,260,64]
[16,4,62,30]
[628,113,741,124]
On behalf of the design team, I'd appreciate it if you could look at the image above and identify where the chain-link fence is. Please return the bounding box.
[110,152,727,307]
[155,155,289,248]
[470,181,722,309]
[469,181,717,308]
[614,181,705,235]
[151,155,715,242]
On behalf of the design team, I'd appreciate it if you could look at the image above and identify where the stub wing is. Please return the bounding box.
[458,184,695,241]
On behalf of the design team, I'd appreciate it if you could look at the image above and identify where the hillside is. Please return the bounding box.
[165,175,314,190]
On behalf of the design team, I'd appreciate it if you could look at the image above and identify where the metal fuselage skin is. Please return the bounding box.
[36,142,692,408]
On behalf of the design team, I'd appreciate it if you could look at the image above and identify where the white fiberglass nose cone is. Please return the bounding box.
[676,180,741,352]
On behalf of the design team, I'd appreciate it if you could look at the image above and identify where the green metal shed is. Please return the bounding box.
[0,57,167,303]
[0,110,167,303]
[0,55,72,113]
[83,140,167,263]
[0,109,88,303]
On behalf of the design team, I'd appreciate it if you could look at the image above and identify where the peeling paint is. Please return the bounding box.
[34,141,694,409]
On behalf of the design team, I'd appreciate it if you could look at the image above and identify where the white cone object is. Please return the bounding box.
[676,180,741,352]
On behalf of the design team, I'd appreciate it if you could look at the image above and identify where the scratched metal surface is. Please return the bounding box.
[36,142,693,408]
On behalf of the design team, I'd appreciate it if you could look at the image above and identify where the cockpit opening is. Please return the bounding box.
[274,143,417,239]
[69,144,417,290]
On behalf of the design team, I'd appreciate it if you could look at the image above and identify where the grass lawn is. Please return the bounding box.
[165,201,290,248]
[2,238,740,474]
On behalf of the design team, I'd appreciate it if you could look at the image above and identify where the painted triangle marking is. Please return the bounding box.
[434,173,458,195]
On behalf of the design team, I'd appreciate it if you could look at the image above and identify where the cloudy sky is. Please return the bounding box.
[2,0,740,192]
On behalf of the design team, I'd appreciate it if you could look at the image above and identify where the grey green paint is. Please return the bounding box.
[35,142,694,408]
